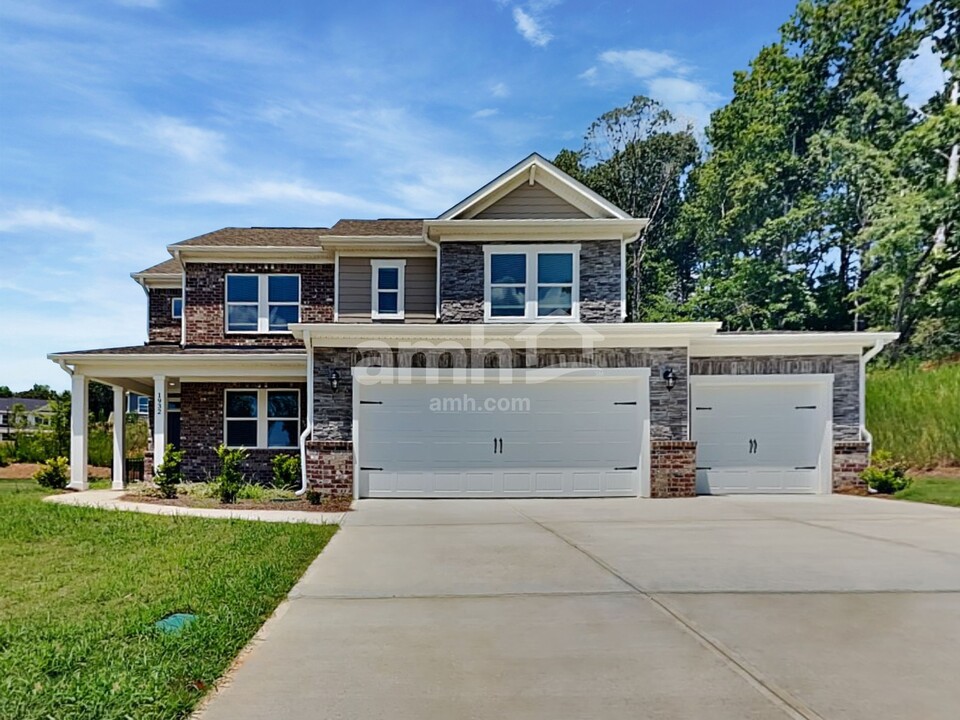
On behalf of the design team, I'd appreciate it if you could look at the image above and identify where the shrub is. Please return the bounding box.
[862,450,912,494]
[305,490,322,506]
[0,442,13,467]
[153,444,184,499]
[181,482,218,499]
[214,445,247,504]
[34,457,69,489]
[237,484,297,502]
[271,453,301,490]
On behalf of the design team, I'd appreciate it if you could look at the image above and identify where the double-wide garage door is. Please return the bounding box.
[356,369,649,498]
[691,377,832,494]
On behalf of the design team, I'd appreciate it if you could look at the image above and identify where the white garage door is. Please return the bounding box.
[691,376,832,494]
[356,369,649,498]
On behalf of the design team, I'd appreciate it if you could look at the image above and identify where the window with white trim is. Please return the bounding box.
[371,259,405,320]
[484,245,579,321]
[225,274,300,333]
[224,389,300,449]
[171,297,183,319]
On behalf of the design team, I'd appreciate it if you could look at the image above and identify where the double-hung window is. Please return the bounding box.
[484,245,579,321]
[371,259,405,320]
[171,297,183,319]
[225,274,300,333]
[224,389,300,449]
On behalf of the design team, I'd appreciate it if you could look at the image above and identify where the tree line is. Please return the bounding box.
[556,0,958,361]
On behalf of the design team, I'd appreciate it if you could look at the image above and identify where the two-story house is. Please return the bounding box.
[50,154,896,498]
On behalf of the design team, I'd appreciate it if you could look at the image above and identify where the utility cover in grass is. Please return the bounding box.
[154,613,197,634]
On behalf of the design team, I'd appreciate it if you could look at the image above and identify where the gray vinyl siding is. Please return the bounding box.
[338,256,436,322]
[473,182,590,219]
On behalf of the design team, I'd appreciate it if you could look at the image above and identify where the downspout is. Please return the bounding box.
[423,227,441,320]
[622,230,641,321]
[859,339,886,457]
[296,329,314,496]
[56,359,74,377]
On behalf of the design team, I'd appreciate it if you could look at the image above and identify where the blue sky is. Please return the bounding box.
[0,0,944,391]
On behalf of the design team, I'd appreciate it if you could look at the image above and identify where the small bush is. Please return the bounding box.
[237,484,297,502]
[305,490,323,506]
[271,453,301,490]
[862,450,912,494]
[34,457,69,489]
[214,445,247,504]
[0,442,13,467]
[153,444,184,499]
[181,482,217,499]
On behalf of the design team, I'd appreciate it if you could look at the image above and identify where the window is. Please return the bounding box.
[171,297,183,319]
[225,274,300,333]
[371,259,405,319]
[484,245,579,321]
[127,394,150,415]
[224,389,300,449]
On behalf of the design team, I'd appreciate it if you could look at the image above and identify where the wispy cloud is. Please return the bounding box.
[512,6,552,47]
[113,0,164,8]
[188,179,409,216]
[148,116,226,164]
[490,81,510,98]
[598,49,688,79]
[0,208,95,233]
[472,108,499,119]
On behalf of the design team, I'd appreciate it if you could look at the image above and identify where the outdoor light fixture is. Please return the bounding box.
[328,369,340,392]
[662,367,677,391]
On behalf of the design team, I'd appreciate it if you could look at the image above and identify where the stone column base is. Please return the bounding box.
[143,450,154,482]
[305,440,354,497]
[650,441,697,498]
[833,441,869,493]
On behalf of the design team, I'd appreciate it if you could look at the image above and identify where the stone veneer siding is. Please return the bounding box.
[312,345,689,442]
[689,354,861,440]
[438,240,622,323]
[650,441,697,498]
[148,288,181,344]
[179,381,307,484]
[184,263,334,347]
[833,441,869,493]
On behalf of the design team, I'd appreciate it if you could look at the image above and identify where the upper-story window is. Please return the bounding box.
[171,297,183,319]
[225,274,300,333]
[371,259,405,320]
[483,245,579,322]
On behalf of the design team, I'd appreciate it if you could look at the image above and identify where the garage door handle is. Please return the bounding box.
[360,400,383,405]
[614,401,637,405]
[795,405,817,410]
[615,466,638,471]
[493,437,503,454]
[795,466,817,470]
[696,466,712,470]
[498,437,503,454]
[360,466,383,471]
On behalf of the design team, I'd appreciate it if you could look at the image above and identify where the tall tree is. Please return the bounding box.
[555,96,699,320]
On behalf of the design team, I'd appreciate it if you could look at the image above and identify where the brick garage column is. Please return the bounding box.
[649,441,697,498]
[304,440,353,497]
[833,441,869,493]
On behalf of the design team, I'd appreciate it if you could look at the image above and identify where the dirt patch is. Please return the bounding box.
[910,466,960,479]
[120,493,352,513]
[0,463,110,480]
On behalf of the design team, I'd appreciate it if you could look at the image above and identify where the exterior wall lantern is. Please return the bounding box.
[662,367,677,391]
[328,369,340,392]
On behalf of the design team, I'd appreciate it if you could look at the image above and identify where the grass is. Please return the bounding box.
[894,475,960,508]
[0,480,336,720]
[866,362,960,468]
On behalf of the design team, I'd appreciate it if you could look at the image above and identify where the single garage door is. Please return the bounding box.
[356,369,649,498]
[691,376,832,494]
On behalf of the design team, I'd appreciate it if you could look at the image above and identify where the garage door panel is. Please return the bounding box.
[358,374,646,498]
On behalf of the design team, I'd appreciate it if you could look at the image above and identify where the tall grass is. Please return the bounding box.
[867,363,960,468]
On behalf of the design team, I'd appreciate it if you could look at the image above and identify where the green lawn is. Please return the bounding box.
[895,475,960,508]
[0,480,336,720]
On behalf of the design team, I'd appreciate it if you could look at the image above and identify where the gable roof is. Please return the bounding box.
[169,221,424,249]
[135,257,182,277]
[0,397,52,413]
[438,153,633,221]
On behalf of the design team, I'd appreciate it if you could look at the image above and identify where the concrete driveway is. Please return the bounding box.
[196,496,960,719]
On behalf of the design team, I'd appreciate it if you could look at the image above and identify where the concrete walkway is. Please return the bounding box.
[194,495,960,719]
[44,489,344,524]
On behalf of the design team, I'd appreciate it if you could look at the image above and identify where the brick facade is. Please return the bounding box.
[833,441,869,493]
[438,240,623,323]
[148,288,181,344]
[179,381,307,484]
[304,440,353,496]
[690,354,862,440]
[649,441,697,498]
[184,263,334,347]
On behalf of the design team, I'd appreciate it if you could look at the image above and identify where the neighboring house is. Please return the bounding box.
[49,153,896,496]
[127,393,151,416]
[0,397,52,442]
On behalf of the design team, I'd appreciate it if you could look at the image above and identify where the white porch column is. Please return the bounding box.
[69,373,88,490]
[112,386,125,490]
[153,375,167,465]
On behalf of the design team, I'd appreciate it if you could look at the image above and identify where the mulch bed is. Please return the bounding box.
[0,463,110,480]
[120,493,353,513]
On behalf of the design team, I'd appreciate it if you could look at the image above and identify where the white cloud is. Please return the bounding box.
[147,116,225,164]
[513,7,552,47]
[598,49,687,79]
[0,208,95,233]
[188,179,408,216]
[899,37,946,110]
[113,0,164,7]
[490,81,509,98]
[578,66,598,83]
[647,76,721,105]
[472,108,499,118]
